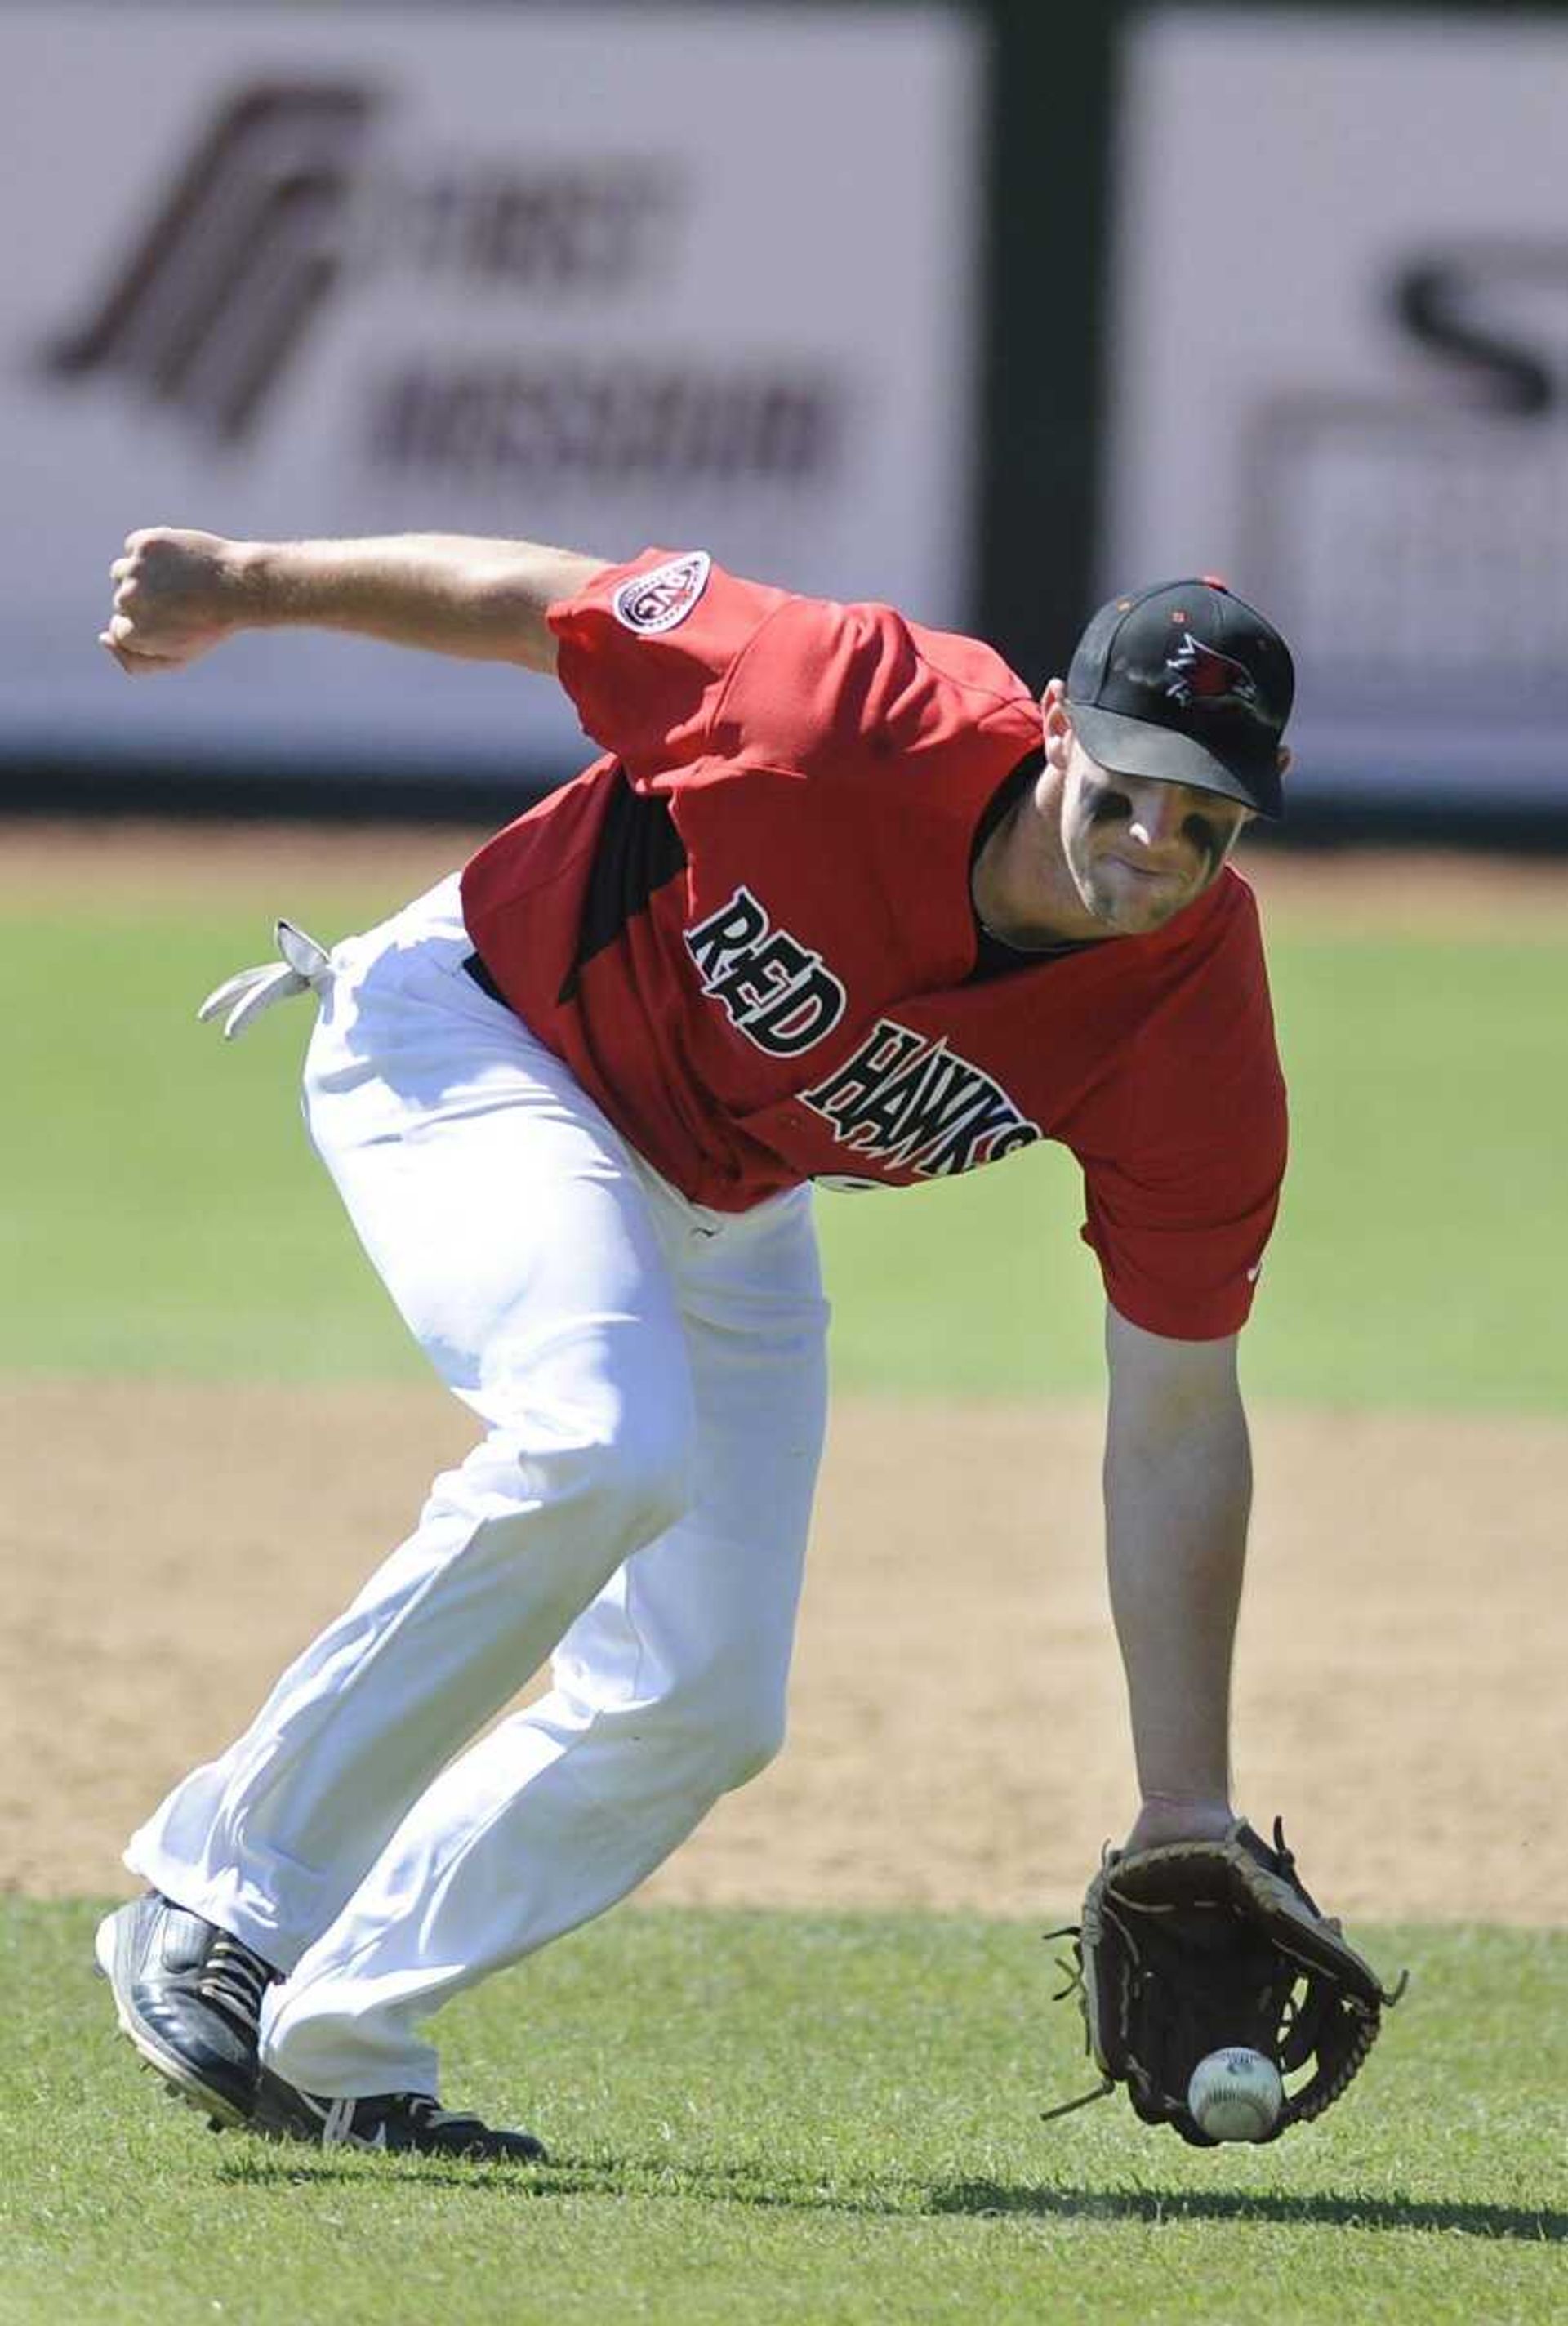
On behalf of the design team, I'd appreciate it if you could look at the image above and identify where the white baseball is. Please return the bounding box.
[1187,2048,1284,2141]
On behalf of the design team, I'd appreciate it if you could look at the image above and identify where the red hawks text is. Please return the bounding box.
[802,1020,1042,1179]
[684,886,848,1058]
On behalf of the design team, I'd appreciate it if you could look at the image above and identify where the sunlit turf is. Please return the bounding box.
[3,1901,1562,2326]
[3,898,1566,1408]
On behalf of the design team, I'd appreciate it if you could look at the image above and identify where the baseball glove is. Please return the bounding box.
[1044,1818,1406,2144]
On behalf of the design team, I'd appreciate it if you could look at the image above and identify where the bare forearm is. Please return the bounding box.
[100,526,608,678]
[1101,1310,1254,1847]
[1106,1403,1250,1811]
[235,535,607,669]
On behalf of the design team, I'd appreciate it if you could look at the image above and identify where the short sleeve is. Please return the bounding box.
[548,548,789,780]
[1077,897,1288,1340]
[710,595,1037,776]
[551,554,1036,792]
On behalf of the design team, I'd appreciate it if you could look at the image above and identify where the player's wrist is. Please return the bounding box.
[1125,1793,1236,1851]
[225,539,287,627]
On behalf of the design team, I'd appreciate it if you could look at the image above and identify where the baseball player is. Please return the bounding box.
[94,531,1299,2161]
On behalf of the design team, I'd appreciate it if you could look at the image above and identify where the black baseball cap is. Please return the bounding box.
[1066,577,1294,819]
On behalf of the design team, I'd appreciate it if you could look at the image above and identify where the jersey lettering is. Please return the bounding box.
[802,1018,1041,1179]
[684,885,847,1058]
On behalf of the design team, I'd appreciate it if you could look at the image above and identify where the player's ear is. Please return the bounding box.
[1040,679,1073,769]
[1276,745,1292,777]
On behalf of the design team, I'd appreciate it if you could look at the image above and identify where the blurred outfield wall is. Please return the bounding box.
[4,0,1568,832]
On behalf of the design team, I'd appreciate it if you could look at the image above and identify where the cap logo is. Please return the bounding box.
[1165,631,1260,712]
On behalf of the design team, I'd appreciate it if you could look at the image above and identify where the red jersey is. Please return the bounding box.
[461,550,1287,1339]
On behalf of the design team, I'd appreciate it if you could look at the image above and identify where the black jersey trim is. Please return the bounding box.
[557,768,688,1004]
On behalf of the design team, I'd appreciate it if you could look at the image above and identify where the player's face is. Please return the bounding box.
[1060,752,1250,934]
[1043,692,1254,937]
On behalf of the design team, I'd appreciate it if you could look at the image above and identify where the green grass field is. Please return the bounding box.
[4,898,1566,1409]
[4,862,1566,2323]
[5,1904,1564,2326]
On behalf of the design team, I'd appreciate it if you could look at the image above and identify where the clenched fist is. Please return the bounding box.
[100,528,256,676]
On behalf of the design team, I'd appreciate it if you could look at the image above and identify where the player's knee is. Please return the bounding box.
[559,1420,692,1551]
[714,1707,786,1794]
[690,1671,790,1795]
[466,1385,693,1554]
[594,1402,692,1547]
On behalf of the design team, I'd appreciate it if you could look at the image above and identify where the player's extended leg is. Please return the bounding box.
[114,882,698,2046]
[261,1174,829,2101]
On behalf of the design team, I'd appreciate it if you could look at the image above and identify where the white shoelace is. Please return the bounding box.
[197,1934,271,2031]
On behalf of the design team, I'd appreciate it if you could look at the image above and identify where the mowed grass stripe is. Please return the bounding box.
[2,1902,1562,2326]
[4,906,1566,1409]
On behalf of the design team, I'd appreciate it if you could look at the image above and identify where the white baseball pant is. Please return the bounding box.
[126,875,829,2098]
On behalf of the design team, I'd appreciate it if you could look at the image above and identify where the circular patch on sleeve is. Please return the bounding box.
[612,550,713,635]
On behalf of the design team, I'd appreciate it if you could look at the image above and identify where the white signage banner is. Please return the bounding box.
[1104,8,1568,805]
[2,3,983,787]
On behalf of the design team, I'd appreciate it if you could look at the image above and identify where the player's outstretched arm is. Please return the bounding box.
[1101,1306,1253,1853]
[100,528,609,678]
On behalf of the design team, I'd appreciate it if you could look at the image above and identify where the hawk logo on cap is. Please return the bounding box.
[613,550,712,635]
[1165,632,1260,711]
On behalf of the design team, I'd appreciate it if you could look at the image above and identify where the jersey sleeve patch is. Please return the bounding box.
[613,550,712,635]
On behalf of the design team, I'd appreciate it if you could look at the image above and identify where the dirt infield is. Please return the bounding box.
[4,1378,1562,1924]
